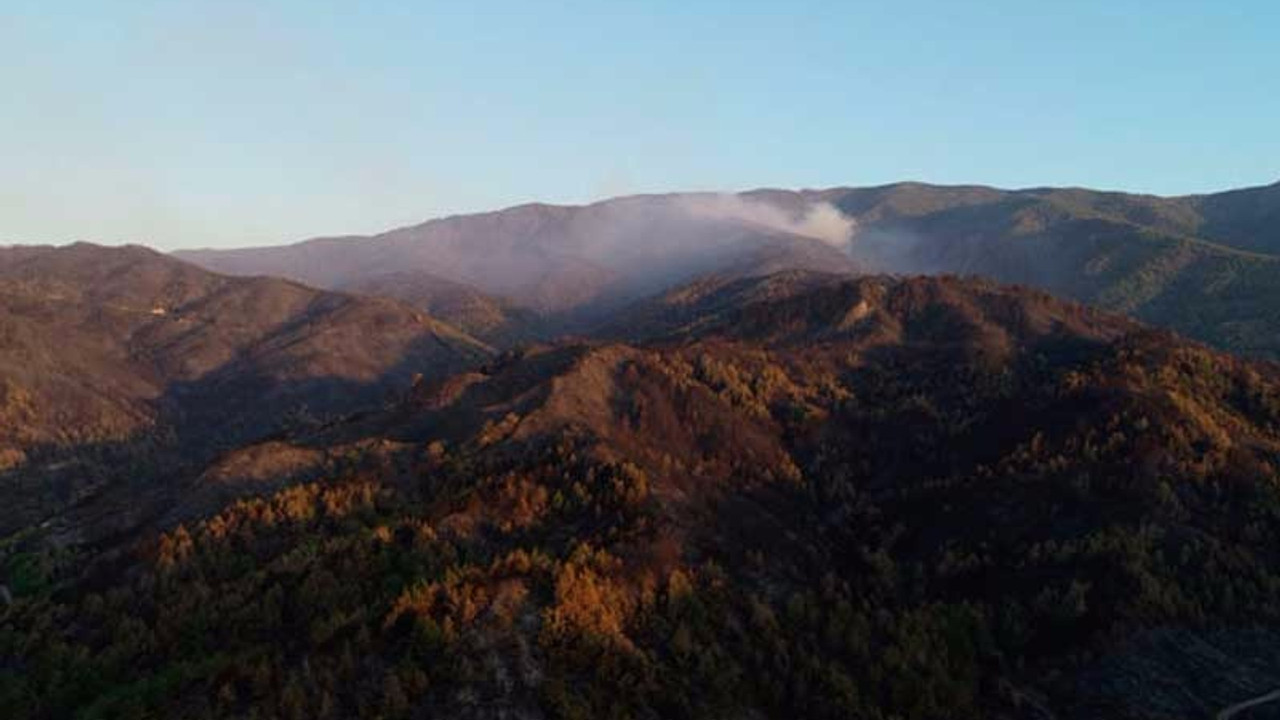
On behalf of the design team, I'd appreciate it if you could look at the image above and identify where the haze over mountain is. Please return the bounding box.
[178,180,1280,357]
[176,195,862,322]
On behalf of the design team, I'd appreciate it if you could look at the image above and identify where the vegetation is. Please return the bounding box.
[830,181,1280,358]
[6,273,1280,718]
[0,242,490,539]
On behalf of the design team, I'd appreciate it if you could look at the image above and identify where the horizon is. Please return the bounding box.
[3,2,1278,250]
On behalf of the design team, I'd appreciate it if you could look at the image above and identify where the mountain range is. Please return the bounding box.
[4,179,1280,719]
[177,179,1280,357]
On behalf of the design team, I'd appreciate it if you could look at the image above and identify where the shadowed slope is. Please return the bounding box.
[338,270,543,347]
[0,243,491,538]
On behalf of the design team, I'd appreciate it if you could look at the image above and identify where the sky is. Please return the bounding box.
[1,1,1277,250]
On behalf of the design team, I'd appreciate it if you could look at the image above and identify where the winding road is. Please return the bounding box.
[1217,689,1280,720]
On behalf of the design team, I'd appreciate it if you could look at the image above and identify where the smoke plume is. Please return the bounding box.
[677,195,857,249]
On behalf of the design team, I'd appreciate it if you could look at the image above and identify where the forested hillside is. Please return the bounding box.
[0,243,490,542]
[815,181,1280,357]
[7,272,1280,719]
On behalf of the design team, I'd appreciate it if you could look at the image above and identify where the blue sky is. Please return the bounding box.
[2,1,1276,249]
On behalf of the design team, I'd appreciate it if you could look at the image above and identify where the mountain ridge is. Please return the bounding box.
[173,179,1280,357]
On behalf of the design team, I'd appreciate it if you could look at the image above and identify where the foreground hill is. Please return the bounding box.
[0,243,490,538]
[8,272,1280,719]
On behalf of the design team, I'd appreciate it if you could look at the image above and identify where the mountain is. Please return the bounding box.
[175,195,862,323]
[0,243,491,540]
[175,180,1280,358]
[8,271,1280,719]
[814,181,1280,356]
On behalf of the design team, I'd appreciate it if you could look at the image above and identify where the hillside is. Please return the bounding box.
[338,270,544,347]
[767,180,1280,357]
[0,243,491,539]
[8,272,1280,719]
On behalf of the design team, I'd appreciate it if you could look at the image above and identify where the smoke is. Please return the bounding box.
[676,194,857,249]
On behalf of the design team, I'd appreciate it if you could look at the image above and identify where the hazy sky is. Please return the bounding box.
[2,1,1277,250]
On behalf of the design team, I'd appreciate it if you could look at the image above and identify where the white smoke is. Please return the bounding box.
[676,194,857,249]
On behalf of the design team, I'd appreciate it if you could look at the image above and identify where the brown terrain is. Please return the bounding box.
[7,263,1280,718]
[5,180,1280,719]
[0,242,490,540]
